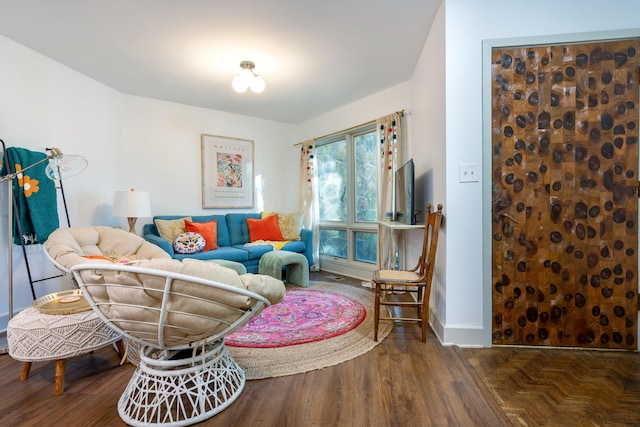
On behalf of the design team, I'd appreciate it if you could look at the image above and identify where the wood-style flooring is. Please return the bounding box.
[0,272,638,426]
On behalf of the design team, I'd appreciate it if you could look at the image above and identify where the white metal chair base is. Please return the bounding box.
[118,340,244,427]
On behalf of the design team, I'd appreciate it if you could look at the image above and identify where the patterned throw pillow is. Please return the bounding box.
[173,232,206,254]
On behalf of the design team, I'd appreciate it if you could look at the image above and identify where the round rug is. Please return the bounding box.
[226,288,366,348]
[226,281,393,380]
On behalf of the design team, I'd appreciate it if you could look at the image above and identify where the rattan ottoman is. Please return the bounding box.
[259,251,309,287]
[7,306,123,395]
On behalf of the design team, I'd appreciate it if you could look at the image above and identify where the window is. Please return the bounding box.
[316,124,378,279]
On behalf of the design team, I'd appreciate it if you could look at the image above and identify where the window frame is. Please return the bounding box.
[316,122,378,280]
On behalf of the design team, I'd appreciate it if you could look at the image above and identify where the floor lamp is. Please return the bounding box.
[0,141,88,353]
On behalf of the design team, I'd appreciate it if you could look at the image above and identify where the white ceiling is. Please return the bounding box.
[0,0,441,124]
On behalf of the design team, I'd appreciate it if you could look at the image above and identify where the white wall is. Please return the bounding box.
[0,34,124,325]
[121,96,297,218]
[296,82,412,143]
[410,2,448,342]
[0,34,295,330]
[443,0,640,346]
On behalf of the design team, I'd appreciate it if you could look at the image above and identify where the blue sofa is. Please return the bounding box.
[142,213,312,274]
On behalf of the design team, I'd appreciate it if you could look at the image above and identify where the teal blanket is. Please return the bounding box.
[1,147,59,244]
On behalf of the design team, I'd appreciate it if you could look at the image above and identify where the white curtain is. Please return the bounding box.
[299,140,320,271]
[376,112,403,269]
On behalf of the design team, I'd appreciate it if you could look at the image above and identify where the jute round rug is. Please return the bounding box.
[226,281,393,379]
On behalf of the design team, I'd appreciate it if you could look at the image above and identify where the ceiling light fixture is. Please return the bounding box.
[232,61,265,93]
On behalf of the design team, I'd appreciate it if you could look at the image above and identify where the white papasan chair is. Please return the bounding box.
[46,226,286,426]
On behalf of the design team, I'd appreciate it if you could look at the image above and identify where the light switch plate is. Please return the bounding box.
[459,163,480,183]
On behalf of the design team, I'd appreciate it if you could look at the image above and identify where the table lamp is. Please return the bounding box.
[113,189,151,233]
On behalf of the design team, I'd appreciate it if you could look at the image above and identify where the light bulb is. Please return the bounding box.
[239,68,253,81]
[232,75,249,93]
[250,75,265,93]
[45,155,88,180]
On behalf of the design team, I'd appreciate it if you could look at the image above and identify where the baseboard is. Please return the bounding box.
[430,309,486,348]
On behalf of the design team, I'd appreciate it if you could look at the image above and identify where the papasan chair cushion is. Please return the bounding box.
[72,258,285,348]
[44,225,171,274]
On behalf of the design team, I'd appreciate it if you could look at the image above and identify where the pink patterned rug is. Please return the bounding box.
[225,289,366,348]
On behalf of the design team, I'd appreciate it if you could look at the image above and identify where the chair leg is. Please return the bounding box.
[416,286,423,319]
[421,295,429,343]
[421,315,428,342]
[115,339,126,360]
[374,282,380,342]
[20,362,32,381]
[55,359,66,395]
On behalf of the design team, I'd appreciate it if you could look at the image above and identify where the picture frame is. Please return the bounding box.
[201,134,254,208]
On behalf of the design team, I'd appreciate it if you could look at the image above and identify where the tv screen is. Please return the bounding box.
[395,159,415,224]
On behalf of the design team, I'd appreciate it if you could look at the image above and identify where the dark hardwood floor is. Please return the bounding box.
[0,272,638,426]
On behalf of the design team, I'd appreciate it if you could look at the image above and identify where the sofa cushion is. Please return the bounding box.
[226,213,261,246]
[155,217,192,242]
[172,246,249,262]
[185,219,218,251]
[247,215,284,242]
[238,244,273,261]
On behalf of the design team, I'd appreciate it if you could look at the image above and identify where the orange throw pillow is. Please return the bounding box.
[246,215,284,242]
[82,255,115,263]
[185,220,218,251]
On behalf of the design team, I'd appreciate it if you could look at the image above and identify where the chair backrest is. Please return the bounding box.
[44,226,171,276]
[418,204,443,285]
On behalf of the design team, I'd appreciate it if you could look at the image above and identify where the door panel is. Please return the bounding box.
[491,40,639,349]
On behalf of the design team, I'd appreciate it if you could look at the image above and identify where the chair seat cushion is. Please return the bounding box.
[374,269,421,283]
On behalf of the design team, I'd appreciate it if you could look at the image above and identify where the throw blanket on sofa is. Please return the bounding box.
[245,240,289,251]
[1,147,59,244]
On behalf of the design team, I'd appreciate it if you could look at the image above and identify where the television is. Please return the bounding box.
[394,159,415,224]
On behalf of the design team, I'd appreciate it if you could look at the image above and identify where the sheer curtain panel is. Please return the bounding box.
[299,140,320,271]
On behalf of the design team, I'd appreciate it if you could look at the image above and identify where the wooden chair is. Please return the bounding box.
[372,203,443,342]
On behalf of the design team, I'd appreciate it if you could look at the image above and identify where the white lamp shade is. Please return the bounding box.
[113,190,151,218]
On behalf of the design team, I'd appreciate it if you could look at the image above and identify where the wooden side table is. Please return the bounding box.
[377,221,425,270]
[7,306,123,395]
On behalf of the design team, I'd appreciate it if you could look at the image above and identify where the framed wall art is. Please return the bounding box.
[201,134,254,208]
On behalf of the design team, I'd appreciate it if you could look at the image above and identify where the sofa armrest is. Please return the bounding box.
[144,233,175,257]
[300,228,313,267]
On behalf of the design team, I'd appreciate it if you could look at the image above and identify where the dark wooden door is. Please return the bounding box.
[491,39,639,349]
